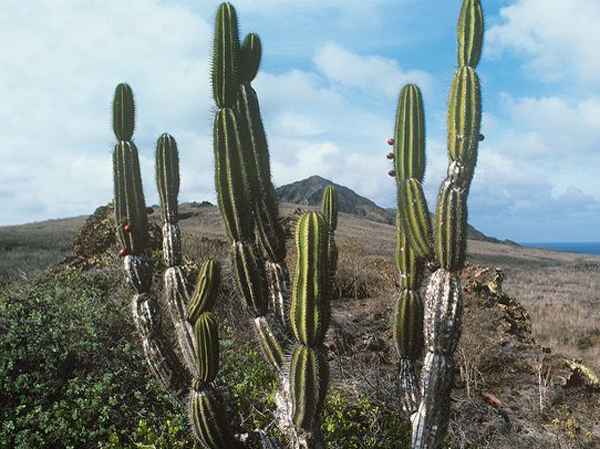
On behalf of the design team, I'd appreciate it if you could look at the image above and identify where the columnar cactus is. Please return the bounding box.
[390,0,485,447]
[111,84,188,401]
[391,84,427,416]
[107,1,483,448]
[321,185,338,277]
[210,3,337,448]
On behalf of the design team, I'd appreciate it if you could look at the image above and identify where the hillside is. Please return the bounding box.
[1,186,599,448]
[276,175,514,245]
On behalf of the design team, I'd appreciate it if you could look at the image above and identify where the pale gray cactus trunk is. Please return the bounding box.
[411,270,463,448]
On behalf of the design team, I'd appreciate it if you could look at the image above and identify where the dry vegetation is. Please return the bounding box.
[1,202,599,448]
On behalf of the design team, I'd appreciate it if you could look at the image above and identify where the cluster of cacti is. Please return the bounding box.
[108,1,484,448]
[389,0,485,447]
[210,4,337,447]
[112,85,244,448]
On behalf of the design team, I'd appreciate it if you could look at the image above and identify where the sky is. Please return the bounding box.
[1,0,599,242]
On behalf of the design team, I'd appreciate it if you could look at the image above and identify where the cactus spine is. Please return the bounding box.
[387,1,485,447]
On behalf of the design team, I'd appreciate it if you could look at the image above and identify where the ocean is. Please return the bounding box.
[521,242,600,256]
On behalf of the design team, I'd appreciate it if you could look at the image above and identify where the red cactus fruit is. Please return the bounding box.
[387,137,394,146]
[119,247,127,257]
[123,223,132,232]
[388,169,396,177]
[386,152,394,160]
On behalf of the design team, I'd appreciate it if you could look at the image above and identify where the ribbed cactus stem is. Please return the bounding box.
[397,178,433,259]
[290,212,330,348]
[321,185,339,281]
[235,83,286,262]
[457,0,484,68]
[212,2,240,108]
[188,260,220,323]
[112,83,135,141]
[240,33,262,83]
[214,108,254,242]
[113,141,149,256]
[447,66,481,173]
[156,133,180,225]
[412,1,484,447]
[189,387,238,449]
[394,84,426,183]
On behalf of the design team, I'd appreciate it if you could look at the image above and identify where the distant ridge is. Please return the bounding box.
[276,175,516,245]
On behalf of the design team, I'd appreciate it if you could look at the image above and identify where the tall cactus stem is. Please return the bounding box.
[112,83,135,141]
[457,0,484,68]
[156,133,180,224]
[393,84,426,183]
[212,2,240,108]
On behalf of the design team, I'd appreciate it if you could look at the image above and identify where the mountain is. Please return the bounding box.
[276,175,392,224]
[276,175,515,245]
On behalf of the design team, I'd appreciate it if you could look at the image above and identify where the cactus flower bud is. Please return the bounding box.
[478,134,485,141]
[388,169,396,177]
[387,137,394,146]
[386,152,394,160]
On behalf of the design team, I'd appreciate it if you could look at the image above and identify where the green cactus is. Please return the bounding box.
[393,84,426,183]
[397,177,433,259]
[235,33,286,263]
[447,66,482,172]
[289,343,329,430]
[386,1,486,447]
[113,141,149,256]
[156,133,180,224]
[104,2,488,448]
[457,0,484,67]
[231,241,269,316]
[321,185,339,284]
[395,214,423,291]
[214,108,254,242]
[290,212,330,347]
[434,182,468,271]
[240,33,261,83]
[188,260,220,323]
[193,312,220,384]
[393,290,424,360]
[112,83,135,141]
[212,2,240,109]
[188,388,237,449]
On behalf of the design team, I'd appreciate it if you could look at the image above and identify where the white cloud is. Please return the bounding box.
[314,42,432,98]
[486,0,600,83]
[0,0,213,224]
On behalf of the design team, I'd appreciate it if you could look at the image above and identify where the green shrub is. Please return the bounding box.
[0,269,193,449]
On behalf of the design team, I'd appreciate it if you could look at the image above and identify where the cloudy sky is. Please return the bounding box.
[1,0,599,242]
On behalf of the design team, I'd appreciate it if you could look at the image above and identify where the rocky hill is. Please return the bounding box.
[276,175,515,245]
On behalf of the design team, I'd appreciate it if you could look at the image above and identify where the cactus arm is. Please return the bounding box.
[321,185,339,279]
[411,1,485,447]
[235,33,290,333]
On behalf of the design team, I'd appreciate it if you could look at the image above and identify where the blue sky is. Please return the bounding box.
[1,0,599,242]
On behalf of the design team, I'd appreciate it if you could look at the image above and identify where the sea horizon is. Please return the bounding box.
[520,242,600,256]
